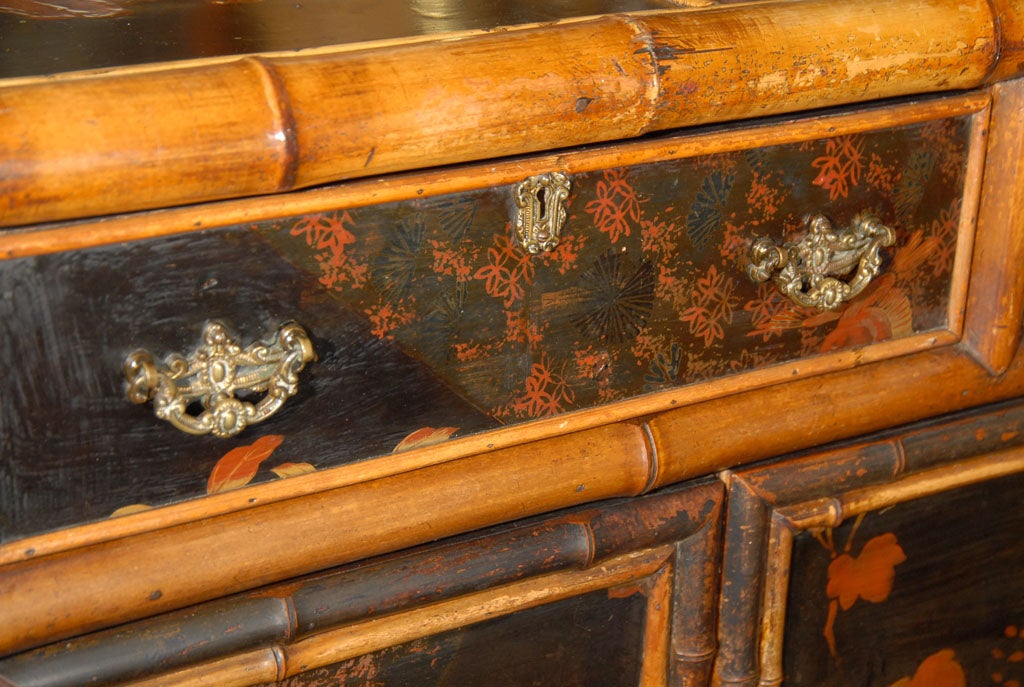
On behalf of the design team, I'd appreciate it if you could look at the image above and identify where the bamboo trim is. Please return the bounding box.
[0,0,1000,227]
[837,443,1024,517]
[0,326,956,568]
[0,93,989,260]
[638,564,673,687]
[963,79,1024,373]
[946,105,991,337]
[757,515,794,687]
[0,422,652,657]
[280,546,673,678]
[117,648,282,687]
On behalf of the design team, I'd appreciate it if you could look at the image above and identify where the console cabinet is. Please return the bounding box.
[2,1,1024,685]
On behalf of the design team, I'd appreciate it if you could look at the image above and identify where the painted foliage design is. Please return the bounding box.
[257,117,970,423]
[785,471,1024,687]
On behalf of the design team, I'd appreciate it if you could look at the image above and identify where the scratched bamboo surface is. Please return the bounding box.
[0,0,1012,228]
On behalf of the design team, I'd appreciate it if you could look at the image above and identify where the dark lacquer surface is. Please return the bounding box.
[0,0,672,79]
[257,116,970,424]
[263,587,649,686]
[784,470,1024,687]
[0,114,971,543]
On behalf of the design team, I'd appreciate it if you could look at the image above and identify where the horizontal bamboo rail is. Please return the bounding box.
[0,0,1009,228]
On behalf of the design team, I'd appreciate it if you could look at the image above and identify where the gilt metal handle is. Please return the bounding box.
[124,321,315,438]
[748,213,895,311]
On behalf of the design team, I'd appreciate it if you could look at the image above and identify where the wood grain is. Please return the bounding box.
[0,92,988,260]
[0,422,651,657]
[0,0,1006,228]
[963,78,1024,373]
[714,398,1024,687]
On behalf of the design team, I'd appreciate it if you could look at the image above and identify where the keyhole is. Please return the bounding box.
[536,188,547,220]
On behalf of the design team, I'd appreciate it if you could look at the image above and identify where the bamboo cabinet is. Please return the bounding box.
[1,1,1024,685]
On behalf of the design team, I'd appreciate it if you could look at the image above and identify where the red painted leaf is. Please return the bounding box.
[110,504,152,518]
[207,435,285,494]
[393,427,458,453]
[270,462,317,478]
[890,649,965,687]
[827,532,907,610]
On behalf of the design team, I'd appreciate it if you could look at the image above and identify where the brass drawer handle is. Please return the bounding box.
[747,213,895,311]
[514,172,571,253]
[124,321,315,438]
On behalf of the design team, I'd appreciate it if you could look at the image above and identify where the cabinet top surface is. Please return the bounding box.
[0,0,679,79]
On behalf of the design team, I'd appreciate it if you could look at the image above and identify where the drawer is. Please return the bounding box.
[0,94,988,542]
[0,480,723,686]
[716,398,1024,687]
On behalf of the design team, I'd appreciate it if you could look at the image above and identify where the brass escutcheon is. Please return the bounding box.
[513,172,571,253]
[124,321,315,438]
[748,213,896,311]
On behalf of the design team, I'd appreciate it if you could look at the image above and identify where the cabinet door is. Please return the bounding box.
[715,399,1024,687]
[0,480,723,687]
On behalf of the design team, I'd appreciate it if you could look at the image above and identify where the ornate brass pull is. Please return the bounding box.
[124,321,315,438]
[513,172,571,253]
[748,213,895,311]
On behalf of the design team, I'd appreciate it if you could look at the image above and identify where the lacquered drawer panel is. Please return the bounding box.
[0,481,723,686]
[0,96,985,543]
[257,109,975,420]
[716,399,1024,687]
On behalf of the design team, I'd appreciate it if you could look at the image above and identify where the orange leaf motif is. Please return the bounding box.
[110,504,153,517]
[270,462,317,478]
[393,427,459,453]
[207,435,285,494]
[827,532,907,610]
[890,649,966,687]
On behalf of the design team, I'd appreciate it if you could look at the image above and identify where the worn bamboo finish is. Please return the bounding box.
[81,479,719,687]
[117,650,282,687]
[0,0,1005,228]
[4,297,1022,661]
[963,79,1024,373]
[0,92,988,260]
[0,93,993,572]
[713,400,1024,687]
[0,422,652,657]
[648,343,1024,488]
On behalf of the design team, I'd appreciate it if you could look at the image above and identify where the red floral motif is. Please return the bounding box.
[924,199,961,278]
[744,282,805,342]
[512,355,575,418]
[365,298,416,340]
[429,239,473,282]
[473,234,534,308]
[505,309,544,345]
[867,152,898,193]
[290,211,368,290]
[992,624,1024,687]
[890,649,965,687]
[640,214,678,257]
[540,228,587,275]
[680,265,737,346]
[812,136,864,200]
[922,119,967,183]
[814,515,907,658]
[745,172,784,220]
[585,168,644,243]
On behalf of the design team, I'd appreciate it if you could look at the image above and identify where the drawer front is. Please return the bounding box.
[0,99,983,542]
[259,113,974,421]
[0,481,723,686]
[783,470,1024,687]
[716,399,1024,687]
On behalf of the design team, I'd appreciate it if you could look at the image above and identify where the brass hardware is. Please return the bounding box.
[124,321,315,438]
[748,213,895,311]
[513,172,571,253]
